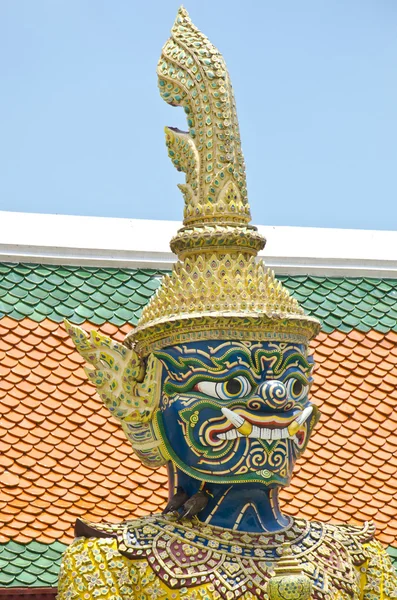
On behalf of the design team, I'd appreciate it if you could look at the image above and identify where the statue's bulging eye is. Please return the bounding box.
[286,378,308,401]
[194,376,252,400]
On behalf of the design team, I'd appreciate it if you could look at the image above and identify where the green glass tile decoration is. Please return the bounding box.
[387,545,397,570]
[0,540,67,587]
[0,263,397,333]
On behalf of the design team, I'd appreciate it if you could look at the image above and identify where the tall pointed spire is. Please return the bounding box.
[158,7,265,260]
[125,8,320,356]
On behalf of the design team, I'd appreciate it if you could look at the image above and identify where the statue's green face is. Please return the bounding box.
[155,340,319,487]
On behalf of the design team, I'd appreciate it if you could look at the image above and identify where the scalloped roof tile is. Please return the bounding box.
[1,263,397,331]
[0,317,396,548]
[1,263,397,588]
[0,540,66,587]
[0,264,163,326]
[0,318,169,547]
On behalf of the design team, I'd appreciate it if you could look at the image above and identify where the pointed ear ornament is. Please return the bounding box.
[64,319,168,468]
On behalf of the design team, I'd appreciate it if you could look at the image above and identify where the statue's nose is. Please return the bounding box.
[246,380,290,411]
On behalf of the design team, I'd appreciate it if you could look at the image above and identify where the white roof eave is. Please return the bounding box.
[0,211,396,278]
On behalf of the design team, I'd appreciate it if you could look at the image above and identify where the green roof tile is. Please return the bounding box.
[16,571,38,586]
[33,304,54,317]
[0,264,397,333]
[342,314,362,328]
[0,263,166,325]
[0,573,15,586]
[279,275,397,334]
[13,301,34,315]
[0,540,67,587]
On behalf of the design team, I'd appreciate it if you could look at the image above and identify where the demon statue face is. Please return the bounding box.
[66,321,319,493]
[156,340,319,488]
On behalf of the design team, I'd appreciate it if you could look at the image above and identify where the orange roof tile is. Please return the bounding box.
[282,328,397,545]
[0,318,169,544]
[1,319,397,545]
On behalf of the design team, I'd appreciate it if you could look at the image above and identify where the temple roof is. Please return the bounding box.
[1,221,397,589]
[1,262,397,331]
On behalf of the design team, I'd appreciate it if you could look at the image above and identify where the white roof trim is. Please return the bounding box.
[0,211,396,277]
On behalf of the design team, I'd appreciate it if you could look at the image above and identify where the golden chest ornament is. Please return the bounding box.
[72,516,377,600]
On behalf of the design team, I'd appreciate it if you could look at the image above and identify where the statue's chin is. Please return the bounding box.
[168,450,294,487]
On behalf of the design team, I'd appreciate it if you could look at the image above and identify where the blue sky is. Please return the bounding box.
[0,0,396,229]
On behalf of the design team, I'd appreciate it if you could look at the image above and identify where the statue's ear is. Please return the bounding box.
[64,320,168,468]
[64,318,146,420]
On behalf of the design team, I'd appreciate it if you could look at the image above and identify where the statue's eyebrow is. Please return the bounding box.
[157,344,311,376]
[155,346,257,377]
[275,352,312,376]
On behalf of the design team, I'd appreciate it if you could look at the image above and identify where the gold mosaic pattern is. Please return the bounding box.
[129,256,320,356]
[363,541,397,600]
[158,7,249,227]
[56,519,397,600]
[57,537,258,600]
[169,224,265,260]
[157,7,265,263]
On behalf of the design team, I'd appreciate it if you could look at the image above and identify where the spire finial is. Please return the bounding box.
[157,7,266,259]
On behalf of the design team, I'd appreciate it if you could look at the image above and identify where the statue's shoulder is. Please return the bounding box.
[325,520,376,542]
[74,515,378,561]
[322,520,377,563]
[75,515,158,539]
[74,515,168,559]
[75,517,123,539]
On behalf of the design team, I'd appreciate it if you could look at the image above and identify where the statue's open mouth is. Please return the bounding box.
[211,406,312,445]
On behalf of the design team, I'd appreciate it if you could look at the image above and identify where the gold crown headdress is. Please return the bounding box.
[126,7,320,356]
[65,7,320,468]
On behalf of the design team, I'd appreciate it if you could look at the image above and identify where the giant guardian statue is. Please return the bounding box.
[57,8,397,600]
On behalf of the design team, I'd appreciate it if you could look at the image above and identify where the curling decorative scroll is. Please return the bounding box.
[157,6,265,264]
